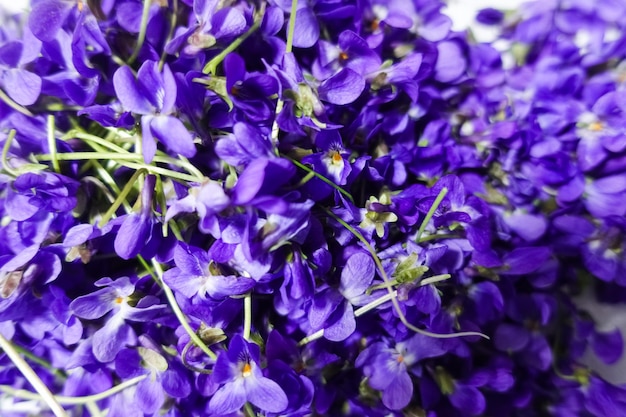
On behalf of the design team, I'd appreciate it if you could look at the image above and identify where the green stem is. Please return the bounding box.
[0,89,34,117]
[0,375,147,405]
[243,293,252,341]
[10,343,67,380]
[324,208,488,340]
[147,259,217,361]
[415,187,448,243]
[420,274,452,286]
[2,129,18,177]
[285,0,298,53]
[159,0,178,71]
[284,155,354,203]
[98,168,147,228]
[127,0,152,64]
[0,334,68,417]
[202,3,266,74]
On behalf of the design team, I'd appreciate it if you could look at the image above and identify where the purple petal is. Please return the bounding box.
[450,385,486,416]
[70,288,116,319]
[149,115,196,158]
[205,275,256,299]
[318,68,365,105]
[113,66,154,114]
[292,7,319,48]
[435,41,466,83]
[161,366,192,398]
[592,328,623,365]
[339,252,375,300]
[207,379,247,415]
[381,370,412,410]
[324,301,356,342]
[503,212,547,241]
[211,7,247,39]
[93,318,136,362]
[501,247,552,275]
[28,0,71,42]
[4,68,41,106]
[114,213,152,260]
[494,324,529,352]
[245,376,289,413]
[136,378,164,414]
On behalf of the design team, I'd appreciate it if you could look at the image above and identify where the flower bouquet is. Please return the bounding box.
[1,0,626,415]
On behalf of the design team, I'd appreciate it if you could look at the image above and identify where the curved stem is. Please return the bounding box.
[324,208,488,340]
[0,375,147,405]
[147,259,217,361]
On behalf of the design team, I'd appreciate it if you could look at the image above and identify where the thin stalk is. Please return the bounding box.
[415,187,448,243]
[420,274,452,286]
[285,0,298,54]
[98,168,147,228]
[159,0,178,71]
[47,115,60,173]
[243,293,252,341]
[10,343,67,380]
[0,375,147,405]
[202,3,266,74]
[324,208,488,340]
[2,129,18,177]
[0,89,34,117]
[0,334,68,417]
[147,259,217,361]
[127,0,152,64]
[284,155,354,203]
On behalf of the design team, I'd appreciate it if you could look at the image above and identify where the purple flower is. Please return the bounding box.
[113,61,196,162]
[70,276,165,362]
[163,243,255,300]
[207,334,288,415]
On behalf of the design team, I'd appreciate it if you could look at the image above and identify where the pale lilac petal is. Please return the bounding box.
[93,317,136,362]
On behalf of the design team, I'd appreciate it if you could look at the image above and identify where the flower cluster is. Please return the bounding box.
[1,0,626,416]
